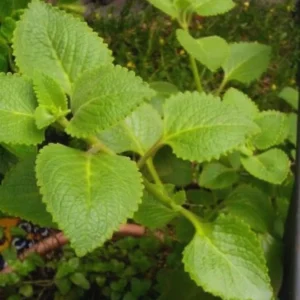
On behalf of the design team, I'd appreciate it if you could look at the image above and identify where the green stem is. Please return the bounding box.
[57,117,115,155]
[137,139,163,169]
[189,55,203,93]
[143,178,203,234]
[215,77,227,96]
[146,158,163,188]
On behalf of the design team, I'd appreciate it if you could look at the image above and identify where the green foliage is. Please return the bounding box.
[176,29,229,72]
[0,0,294,299]
[134,187,178,229]
[0,74,44,145]
[199,162,238,190]
[224,185,274,233]
[66,65,155,137]
[99,104,162,155]
[13,1,113,94]
[183,215,272,300]
[222,42,271,84]
[163,92,258,162]
[36,144,143,256]
[223,88,258,118]
[279,86,298,110]
[0,154,53,226]
[241,148,290,184]
[252,111,289,150]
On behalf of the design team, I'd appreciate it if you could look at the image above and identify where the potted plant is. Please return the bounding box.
[0,0,297,299]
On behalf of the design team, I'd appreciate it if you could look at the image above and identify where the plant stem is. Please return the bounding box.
[146,158,164,188]
[57,117,115,155]
[143,178,203,234]
[215,77,227,96]
[137,139,163,168]
[189,55,203,93]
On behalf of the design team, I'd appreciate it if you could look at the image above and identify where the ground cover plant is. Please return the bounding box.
[0,0,298,299]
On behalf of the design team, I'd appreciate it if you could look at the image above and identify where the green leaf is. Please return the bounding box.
[224,185,274,232]
[241,148,290,184]
[163,92,259,162]
[13,1,113,94]
[0,0,30,19]
[183,215,272,300]
[252,111,289,150]
[19,284,33,298]
[98,104,162,155]
[147,0,178,18]
[193,0,235,16]
[33,72,68,111]
[149,81,179,116]
[66,65,155,137]
[2,144,36,159]
[176,30,229,72]
[55,278,72,295]
[222,43,271,84]
[149,81,179,97]
[199,162,238,190]
[259,234,283,295]
[278,87,298,110]
[0,155,53,227]
[159,269,219,300]
[134,188,177,229]
[56,258,79,279]
[0,146,18,175]
[227,151,241,170]
[223,88,258,118]
[34,106,56,130]
[1,17,16,42]
[187,189,215,206]
[70,272,90,290]
[0,54,8,73]
[36,144,143,256]
[287,113,297,146]
[0,74,44,145]
[153,147,192,186]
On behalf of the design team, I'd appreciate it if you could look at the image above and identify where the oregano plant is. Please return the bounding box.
[0,0,294,299]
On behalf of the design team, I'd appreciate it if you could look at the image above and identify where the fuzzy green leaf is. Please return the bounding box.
[66,65,155,137]
[223,88,258,118]
[241,148,290,184]
[192,0,236,16]
[199,162,238,190]
[33,72,68,111]
[134,188,177,229]
[0,0,30,20]
[0,74,44,145]
[222,43,271,84]
[279,87,298,110]
[147,0,178,18]
[225,185,274,232]
[36,144,143,256]
[252,111,289,150]
[13,1,113,94]
[260,234,283,295]
[0,155,53,227]
[153,147,192,186]
[183,215,272,300]
[98,104,162,155]
[287,113,297,146]
[34,106,56,130]
[176,30,229,72]
[163,92,259,162]
[149,81,179,116]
